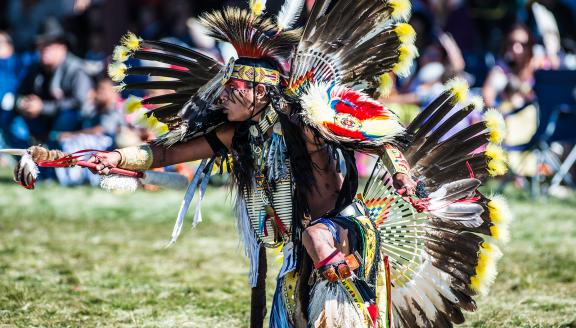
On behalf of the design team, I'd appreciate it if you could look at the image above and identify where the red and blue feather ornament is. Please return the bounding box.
[300,83,404,146]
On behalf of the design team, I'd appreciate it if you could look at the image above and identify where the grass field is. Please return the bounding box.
[0,171,575,327]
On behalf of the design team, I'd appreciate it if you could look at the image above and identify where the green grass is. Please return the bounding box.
[0,170,575,327]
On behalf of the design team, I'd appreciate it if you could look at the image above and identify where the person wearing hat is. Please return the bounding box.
[14,17,94,148]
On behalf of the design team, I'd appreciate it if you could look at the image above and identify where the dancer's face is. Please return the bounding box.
[219,79,255,121]
[218,79,267,122]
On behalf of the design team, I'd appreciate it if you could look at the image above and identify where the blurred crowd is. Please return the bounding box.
[0,0,575,191]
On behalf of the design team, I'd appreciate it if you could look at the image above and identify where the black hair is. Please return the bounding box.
[230,118,255,194]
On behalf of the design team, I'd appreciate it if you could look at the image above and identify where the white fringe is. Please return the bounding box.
[100,175,140,192]
[235,195,261,287]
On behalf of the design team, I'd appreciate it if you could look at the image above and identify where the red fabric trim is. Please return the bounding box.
[314,250,345,269]
[324,122,367,140]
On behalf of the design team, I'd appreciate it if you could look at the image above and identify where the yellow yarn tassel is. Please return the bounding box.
[470,242,502,295]
[394,23,416,45]
[487,195,513,243]
[468,95,485,111]
[445,77,469,104]
[107,62,127,82]
[378,73,394,98]
[134,110,149,126]
[388,0,412,21]
[112,82,126,92]
[249,0,266,16]
[120,31,141,51]
[144,115,169,136]
[123,96,142,114]
[392,44,418,77]
[484,108,507,144]
[112,45,131,62]
[487,195,512,225]
[486,144,509,176]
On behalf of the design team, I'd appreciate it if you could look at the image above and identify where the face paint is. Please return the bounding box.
[218,79,256,122]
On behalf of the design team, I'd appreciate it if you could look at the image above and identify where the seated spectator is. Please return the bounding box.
[0,30,37,149]
[483,24,542,179]
[55,76,126,186]
[482,24,539,147]
[12,18,94,149]
[483,24,537,110]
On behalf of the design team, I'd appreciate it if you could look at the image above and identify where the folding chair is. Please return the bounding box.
[504,70,576,196]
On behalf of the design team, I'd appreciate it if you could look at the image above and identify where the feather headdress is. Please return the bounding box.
[200,7,301,64]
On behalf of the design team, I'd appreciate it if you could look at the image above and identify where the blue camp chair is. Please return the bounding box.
[504,70,576,196]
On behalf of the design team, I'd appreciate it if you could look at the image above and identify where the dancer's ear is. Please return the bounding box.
[254,84,267,102]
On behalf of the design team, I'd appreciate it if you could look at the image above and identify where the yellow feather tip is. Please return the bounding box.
[445,77,469,104]
[155,123,169,136]
[487,195,513,225]
[137,113,169,136]
[112,45,131,62]
[394,23,416,45]
[121,31,141,51]
[134,110,149,126]
[145,115,159,128]
[468,95,485,111]
[488,159,509,177]
[249,0,266,16]
[470,242,503,295]
[484,108,507,144]
[123,96,142,114]
[486,144,509,176]
[107,62,127,82]
[393,44,418,77]
[389,0,412,21]
[112,82,126,92]
[489,223,510,244]
[378,73,394,98]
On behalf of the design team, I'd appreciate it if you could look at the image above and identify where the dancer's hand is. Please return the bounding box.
[86,151,122,175]
[393,172,417,196]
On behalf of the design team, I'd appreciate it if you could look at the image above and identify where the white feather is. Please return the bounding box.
[277,0,305,31]
[0,149,27,156]
[21,153,40,181]
[422,263,460,303]
[309,280,365,327]
[428,178,481,209]
[431,203,484,228]
[417,273,448,314]
[406,279,438,320]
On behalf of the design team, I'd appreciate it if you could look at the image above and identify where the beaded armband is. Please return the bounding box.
[116,144,153,171]
[381,144,410,176]
[315,252,361,283]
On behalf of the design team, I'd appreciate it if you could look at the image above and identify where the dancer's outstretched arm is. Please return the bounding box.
[87,124,235,175]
